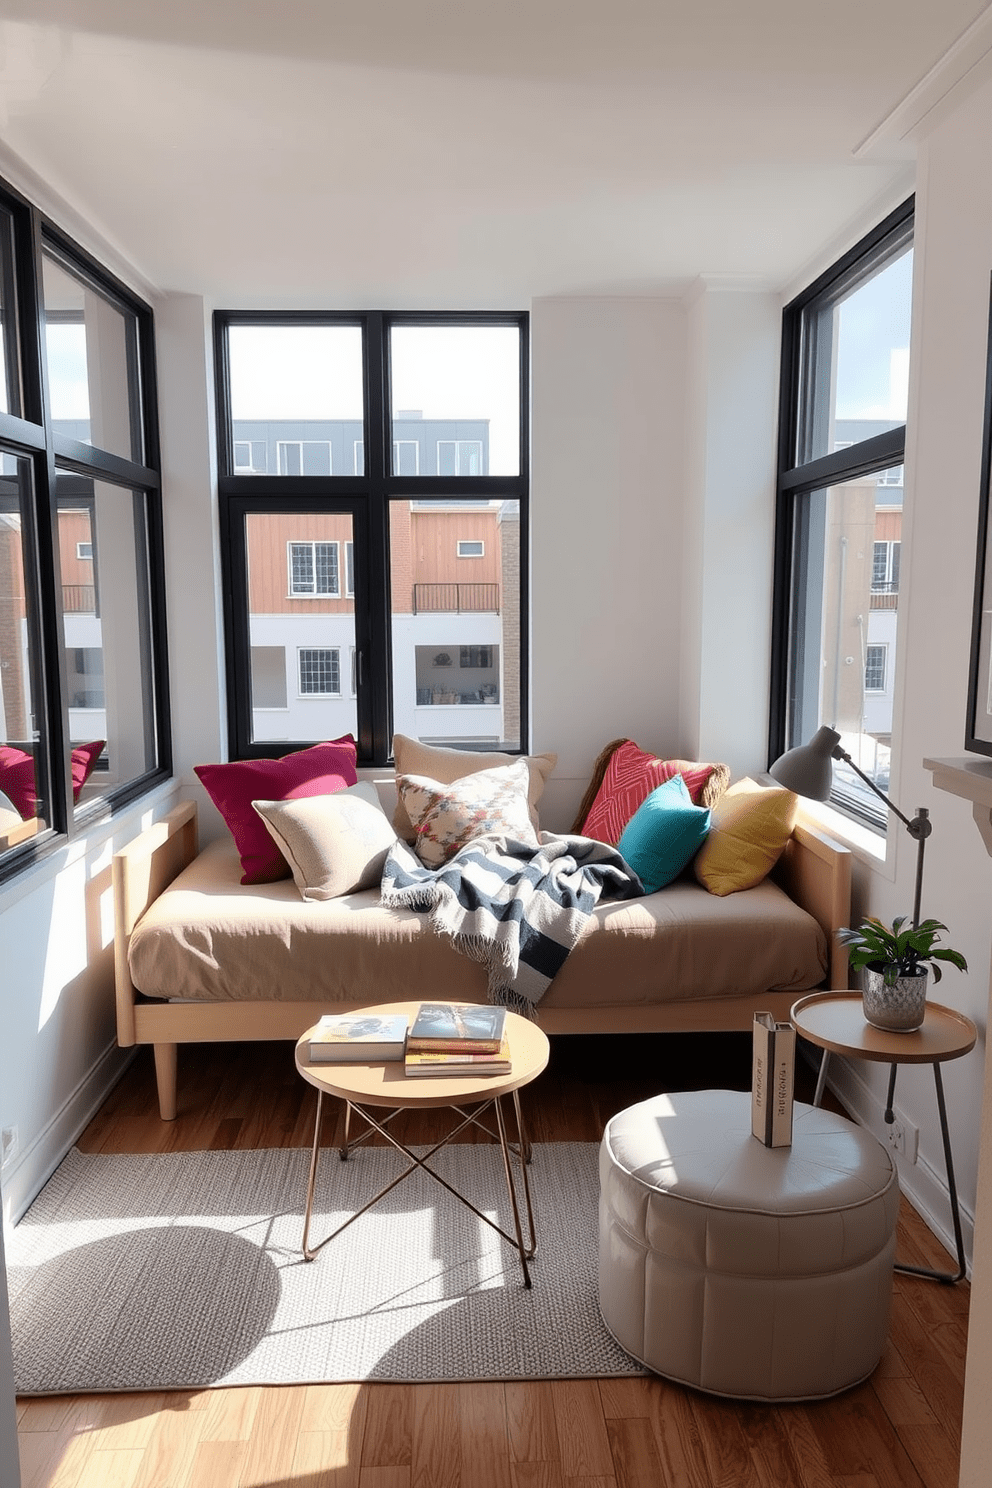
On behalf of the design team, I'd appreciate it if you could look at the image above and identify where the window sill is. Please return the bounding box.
[791,793,888,867]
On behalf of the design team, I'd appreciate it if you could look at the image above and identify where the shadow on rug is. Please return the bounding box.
[7,1141,644,1393]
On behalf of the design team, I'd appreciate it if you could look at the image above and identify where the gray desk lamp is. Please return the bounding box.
[769,723,931,931]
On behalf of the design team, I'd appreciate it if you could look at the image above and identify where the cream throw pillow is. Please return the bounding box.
[391,734,556,843]
[252,782,397,901]
[396,758,539,868]
[693,777,798,896]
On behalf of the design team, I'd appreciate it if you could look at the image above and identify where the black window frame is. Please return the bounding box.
[214,309,530,765]
[769,196,913,827]
[0,170,171,882]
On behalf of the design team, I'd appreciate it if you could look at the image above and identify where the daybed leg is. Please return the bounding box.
[153,1043,178,1121]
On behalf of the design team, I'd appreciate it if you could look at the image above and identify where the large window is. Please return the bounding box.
[215,313,528,763]
[0,175,168,874]
[771,199,913,827]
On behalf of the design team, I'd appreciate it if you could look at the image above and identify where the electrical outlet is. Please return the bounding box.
[884,1115,919,1164]
[1,1126,17,1168]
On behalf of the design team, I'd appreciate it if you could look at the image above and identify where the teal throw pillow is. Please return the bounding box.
[616,773,711,893]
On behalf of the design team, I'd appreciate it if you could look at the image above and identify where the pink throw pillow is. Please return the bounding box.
[195,736,359,884]
[580,740,729,845]
[0,740,105,819]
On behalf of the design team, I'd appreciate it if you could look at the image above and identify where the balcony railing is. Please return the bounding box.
[412,583,499,615]
[62,584,96,614]
[869,582,899,611]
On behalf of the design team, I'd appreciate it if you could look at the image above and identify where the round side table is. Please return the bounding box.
[295,1000,550,1286]
[791,991,976,1283]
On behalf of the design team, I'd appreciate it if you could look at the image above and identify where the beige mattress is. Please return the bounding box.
[128,837,827,1012]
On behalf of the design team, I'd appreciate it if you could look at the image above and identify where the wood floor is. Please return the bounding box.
[16,1032,969,1488]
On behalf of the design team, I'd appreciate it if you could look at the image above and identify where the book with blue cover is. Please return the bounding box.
[407,1002,507,1052]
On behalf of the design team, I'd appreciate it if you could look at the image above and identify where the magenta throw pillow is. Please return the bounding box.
[71,739,105,801]
[0,746,37,819]
[0,739,105,819]
[194,736,359,884]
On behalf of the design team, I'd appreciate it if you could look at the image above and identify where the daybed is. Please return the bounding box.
[114,751,851,1120]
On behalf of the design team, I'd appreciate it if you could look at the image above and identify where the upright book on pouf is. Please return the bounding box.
[751,1011,796,1147]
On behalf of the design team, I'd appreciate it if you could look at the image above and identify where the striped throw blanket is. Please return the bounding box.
[380,834,644,1012]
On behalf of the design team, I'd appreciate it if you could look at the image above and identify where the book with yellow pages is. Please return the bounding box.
[404,1035,512,1078]
[407,1001,506,1053]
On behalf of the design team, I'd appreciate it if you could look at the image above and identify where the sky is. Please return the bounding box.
[835,247,913,422]
[229,322,521,475]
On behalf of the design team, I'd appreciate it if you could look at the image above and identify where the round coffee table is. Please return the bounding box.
[791,991,977,1283]
[295,1001,550,1286]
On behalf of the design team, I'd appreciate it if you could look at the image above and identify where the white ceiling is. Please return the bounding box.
[0,0,987,306]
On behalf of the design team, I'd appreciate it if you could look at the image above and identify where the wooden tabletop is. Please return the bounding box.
[791,991,977,1065]
[295,1000,551,1109]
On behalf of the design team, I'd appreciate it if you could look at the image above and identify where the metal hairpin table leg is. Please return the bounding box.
[888,1062,968,1285]
[301,1089,538,1282]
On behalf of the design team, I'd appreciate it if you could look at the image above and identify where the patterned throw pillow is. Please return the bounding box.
[396,758,539,868]
[580,739,729,846]
[391,734,556,843]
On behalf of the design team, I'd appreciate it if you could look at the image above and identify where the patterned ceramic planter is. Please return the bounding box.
[862,966,928,1033]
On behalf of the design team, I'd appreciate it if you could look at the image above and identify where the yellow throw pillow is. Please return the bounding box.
[693,777,798,896]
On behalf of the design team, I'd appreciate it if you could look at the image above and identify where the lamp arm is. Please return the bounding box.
[831,746,916,831]
[832,745,931,929]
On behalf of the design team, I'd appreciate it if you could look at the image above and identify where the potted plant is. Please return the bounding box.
[837,915,968,1032]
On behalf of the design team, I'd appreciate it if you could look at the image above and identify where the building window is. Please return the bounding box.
[299,647,340,696]
[277,441,333,477]
[437,440,483,476]
[251,646,287,709]
[871,540,901,592]
[289,540,340,597]
[234,439,267,473]
[0,181,168,876]
[457,539,484,558]
[216,312,528,763]
[865,644,887,693]
[393,440,419,475]
[771,198,913,829]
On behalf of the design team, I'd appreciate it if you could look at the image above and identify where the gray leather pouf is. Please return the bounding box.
[599,1088,899,1400]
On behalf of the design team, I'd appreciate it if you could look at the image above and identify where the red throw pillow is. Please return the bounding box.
[71,739,105,802]
[195,736,359,884]
[0,745,37,819]
[580,740,729,845]
[0,740,104,819]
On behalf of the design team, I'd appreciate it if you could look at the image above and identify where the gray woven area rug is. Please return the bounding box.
[7,1141,644,1393]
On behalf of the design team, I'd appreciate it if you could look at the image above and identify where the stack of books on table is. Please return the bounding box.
[404,1002,511,1078]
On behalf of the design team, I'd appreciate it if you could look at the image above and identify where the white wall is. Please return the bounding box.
[681,281,781,776]
[0,784,181,1225]
[529,296,687,829]
[896,59,992,1488]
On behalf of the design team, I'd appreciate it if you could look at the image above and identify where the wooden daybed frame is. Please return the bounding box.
[113,798,851,1120]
